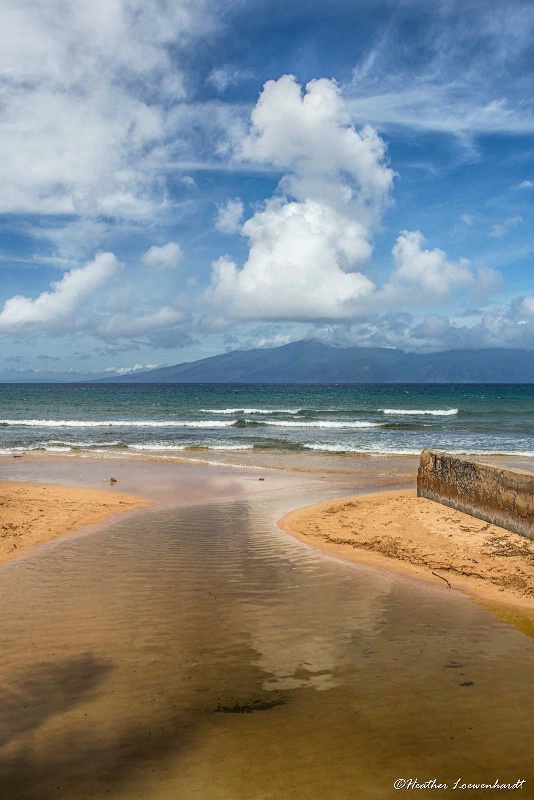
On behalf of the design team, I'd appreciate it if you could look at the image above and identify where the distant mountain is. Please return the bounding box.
[93,341,534,383]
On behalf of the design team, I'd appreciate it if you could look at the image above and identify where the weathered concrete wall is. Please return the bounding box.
[417,450,533,539]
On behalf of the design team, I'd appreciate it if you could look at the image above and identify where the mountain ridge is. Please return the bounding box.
[93,341,534,383]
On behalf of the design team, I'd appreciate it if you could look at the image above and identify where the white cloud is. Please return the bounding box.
[103,363,162,375]
[521,296,534,315]
[206,66,250,93]
[310,301,534,352]
[0,252,118,332]
[180,175,197,190]
[100,307,187,340]
[209,199,375,320]
[518,180,534,189]
[460,213,475,226]
[0,248,192,347]
[239,75,394,224]
[30,219,112,262]
[346,2,534,140]
[206,76,507,326]
[142,242,183,271]
[390,231,474,299]
[215,199,244,234]
[347,88,534,139]
[0,0,214,217]
[207,76,394,321]
[474,266,504,295]
[489,216,523,238]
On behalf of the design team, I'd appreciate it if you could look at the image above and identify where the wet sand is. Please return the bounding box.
[0,453,358,565]
[0,479,150,565]
[279,489,534,615]
[0,450,418,564]
[0,454,532,799]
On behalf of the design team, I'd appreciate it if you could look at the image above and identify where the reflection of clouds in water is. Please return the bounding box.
[248,575,394,692]
[233,494,395,692]
[0,488,533,800]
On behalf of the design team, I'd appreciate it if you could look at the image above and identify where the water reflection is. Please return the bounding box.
[0,489,532,799]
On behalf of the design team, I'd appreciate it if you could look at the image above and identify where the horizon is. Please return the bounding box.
[1,1,533,381]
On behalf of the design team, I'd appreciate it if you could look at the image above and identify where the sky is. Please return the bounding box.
[0,0,533,381]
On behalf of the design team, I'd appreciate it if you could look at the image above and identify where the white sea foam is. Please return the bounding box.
[0,443,531,459]
[380,408,458,416]
[262,420,383,428]
[0,419,235,428]
[129,443,187,451]
[48,440,126,447]
[129,443,253,451]
[304,444,534,456]
[200,408,302,414]
[194,444,254,450]
[304,443,422,454]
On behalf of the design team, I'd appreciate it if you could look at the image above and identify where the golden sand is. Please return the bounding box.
[279,488,534,613]
[0,479,149,565]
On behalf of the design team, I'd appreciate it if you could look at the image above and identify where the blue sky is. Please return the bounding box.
[0,0,533,380]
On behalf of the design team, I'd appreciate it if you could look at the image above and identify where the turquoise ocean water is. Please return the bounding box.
[0,383,532,459]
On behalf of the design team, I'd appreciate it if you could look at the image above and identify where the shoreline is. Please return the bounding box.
[278,489,534,620]
[0,479,151,566]
[0,454,344,566]
[3,453,533,631]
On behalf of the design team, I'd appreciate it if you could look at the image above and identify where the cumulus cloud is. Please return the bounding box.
[0,248,192,347]
[521,296,534,315]
[209,199,375,320]
[390,231,474,299]
[207,75,394,321]
[215,199,244,234]
[206,76,509,329]
[183,67,532,363]
[239,75,394,223]
[0,252,118,332]
[142,242,183,271]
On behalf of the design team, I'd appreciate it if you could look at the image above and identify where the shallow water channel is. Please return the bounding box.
[0,480,532,799]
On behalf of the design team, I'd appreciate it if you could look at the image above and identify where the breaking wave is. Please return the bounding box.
[0,419,235,429]
[200,407,302,414]
[380,408,458,416]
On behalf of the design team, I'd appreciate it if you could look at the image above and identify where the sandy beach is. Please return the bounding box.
[279,488,534,615]
[0,452,349,566]
[2,456,533,619]
[0,454,533,799]
[0,478,150,565]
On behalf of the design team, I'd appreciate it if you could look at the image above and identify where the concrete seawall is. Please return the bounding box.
[417,450,533,539]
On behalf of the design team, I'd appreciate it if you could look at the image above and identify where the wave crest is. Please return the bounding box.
[380,408,458,416]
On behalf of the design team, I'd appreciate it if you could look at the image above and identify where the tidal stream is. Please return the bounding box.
[0,471,532,799]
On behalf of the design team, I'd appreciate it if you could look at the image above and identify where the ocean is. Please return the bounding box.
[0,382,532,460]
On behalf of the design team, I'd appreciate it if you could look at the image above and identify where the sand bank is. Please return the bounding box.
[0,479,149,565]
[279,489,534,613]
